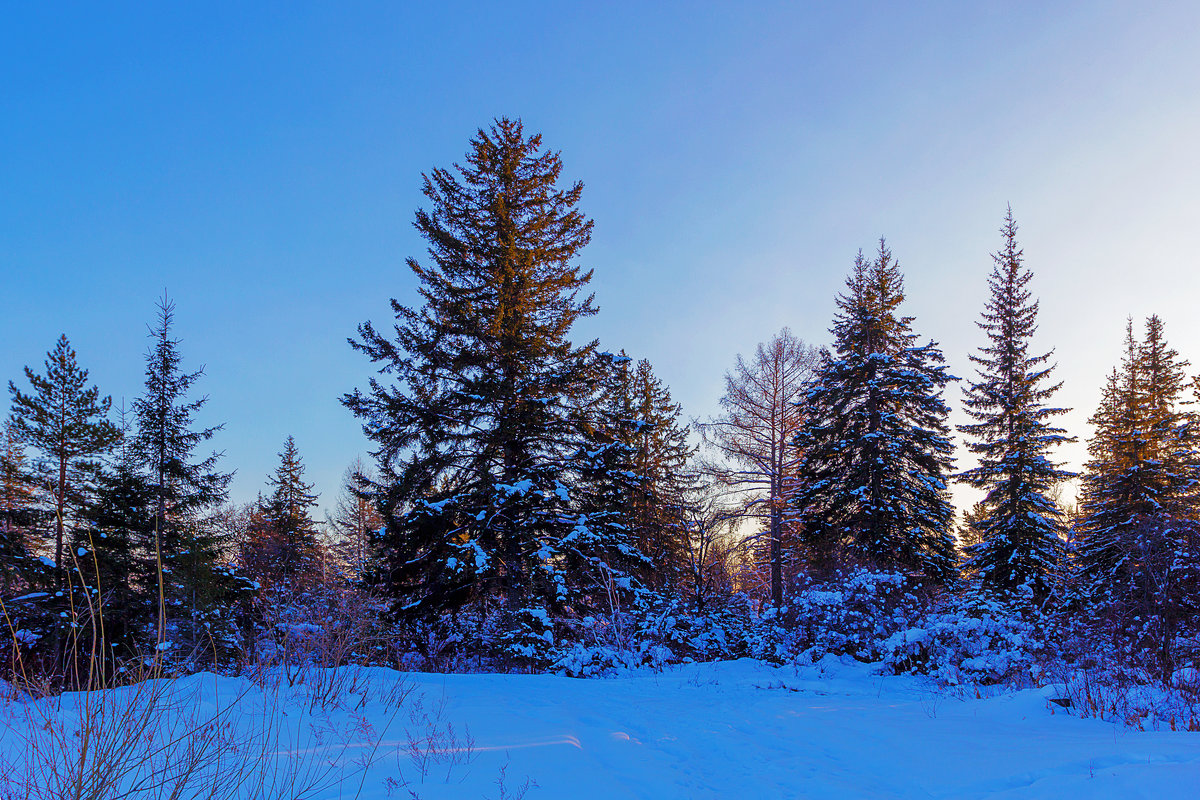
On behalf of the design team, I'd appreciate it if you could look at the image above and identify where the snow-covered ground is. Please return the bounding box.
[2,657,1198,799]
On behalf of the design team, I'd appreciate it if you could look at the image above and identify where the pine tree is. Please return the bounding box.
[1,417,37,593]
[574,352,694,593]
[131,296,238,656]
[1074,316,1199,678]
[794,242,958,583]
[343,118,643,630]
[624,357,694,590]
[251,435,320,587]
[957,209,1074,599]
[70,405,156,662]
[955,501,989,552]
[8,335,120,577]
[1075,317,1194,599]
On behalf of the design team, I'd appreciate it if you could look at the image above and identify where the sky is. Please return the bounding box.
[4,1,1200,518]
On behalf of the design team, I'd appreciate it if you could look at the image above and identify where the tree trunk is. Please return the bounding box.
[770,503,783,608]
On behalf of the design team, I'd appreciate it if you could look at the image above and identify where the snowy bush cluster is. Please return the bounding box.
[879,594,1049,687]
[362,570,1057,694]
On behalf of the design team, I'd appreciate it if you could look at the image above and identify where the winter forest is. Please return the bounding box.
[5,5,1200,797]
[3,117,1200,796]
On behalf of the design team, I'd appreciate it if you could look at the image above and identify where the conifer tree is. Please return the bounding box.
[70,405,156,660]
[131,296,239,654]
[957,209,1074,599]
[343,118,643,628]
[574,352,694,592]
[8,335,120,576]
[1,417,36,593]
[794,242,957,583]
[1074,316,1199,678]
[1075,317,1195,599]
[251,435,320,586]
[624,357,694,589]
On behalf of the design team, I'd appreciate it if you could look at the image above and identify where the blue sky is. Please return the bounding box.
[4,1,1200,515]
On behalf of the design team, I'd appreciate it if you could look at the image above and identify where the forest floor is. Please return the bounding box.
[2,656,1198,799]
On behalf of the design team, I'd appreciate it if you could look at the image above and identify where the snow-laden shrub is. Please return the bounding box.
[499,606,558,668]
[549,593,757,676]
[752,569,928,664]
[881,593,1049,686]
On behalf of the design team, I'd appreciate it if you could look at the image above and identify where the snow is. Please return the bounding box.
[496,479,534,496]
[1,658,1197,798]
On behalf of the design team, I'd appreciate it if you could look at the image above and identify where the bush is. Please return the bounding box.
[881,592,1050,686]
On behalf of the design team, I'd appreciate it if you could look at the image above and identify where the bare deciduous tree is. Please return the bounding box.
[678,482,742,611]
[324,456,383,579]
[697,328,819,608]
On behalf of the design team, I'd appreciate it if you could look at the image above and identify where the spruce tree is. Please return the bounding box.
[8,335,120,576]
[624,357,694,590]
[1074,317,1199,677]
[573,352,693,593]
[343,119,642,630]
[794,242,957,583]
[253,435,320,587]
[1075,317,1194,599]
[1,417,36,594]
[957,209,1074,599]
[70,406,156,662]
[131,296,239,656]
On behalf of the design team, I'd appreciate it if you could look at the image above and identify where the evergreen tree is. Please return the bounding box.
[343,118,643,630]
[131,296,239,656]
[957,209,1074,599]
[794,242,958,583]
[955,500,989,552]
[70,405,156,662]
[249,435,320,587]
[8,335,120,577]
[1075,317,1195,599]
[573,352,694,593]
[1074,316,1199,678]
[1,417,36,594]
[624,357,694,590]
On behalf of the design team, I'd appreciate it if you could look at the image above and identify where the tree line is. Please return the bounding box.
[3,118,1197,682]
[0,298,376,681]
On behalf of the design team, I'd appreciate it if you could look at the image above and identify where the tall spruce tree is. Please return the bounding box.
[957,209,1074,599]
[1074,317,1199,678]
[131,296,238,654]
[574,352,694,592]
[8,335,120,576]
[70,405,156,662]
[623,357,694,590]
[343,118,643,626]
[1075,317,1195,599]
[794,242,958,583]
